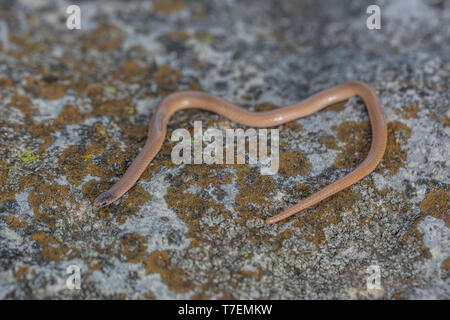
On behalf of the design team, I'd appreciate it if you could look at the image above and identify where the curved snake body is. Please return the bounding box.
[94,81,387,224]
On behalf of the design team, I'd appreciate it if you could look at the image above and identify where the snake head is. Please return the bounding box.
[93,190,116,208]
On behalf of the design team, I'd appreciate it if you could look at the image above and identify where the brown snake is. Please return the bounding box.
[93,81,387,224]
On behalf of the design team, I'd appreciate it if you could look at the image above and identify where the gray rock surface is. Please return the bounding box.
[0,0,448,299]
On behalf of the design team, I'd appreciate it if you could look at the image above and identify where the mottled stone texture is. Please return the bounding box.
[0,0,448,299]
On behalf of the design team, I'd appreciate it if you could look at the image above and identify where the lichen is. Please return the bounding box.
[153,0,185,15]
[154,64,181,96]
[278,150,311,177]
[0,0,448,300]
[32,232,80,262]
[333,121,412,175]
[145,250,195,293]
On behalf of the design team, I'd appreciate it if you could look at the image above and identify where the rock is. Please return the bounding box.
[0,0,448,299]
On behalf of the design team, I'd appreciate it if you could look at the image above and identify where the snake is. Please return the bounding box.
[93,81,387,224]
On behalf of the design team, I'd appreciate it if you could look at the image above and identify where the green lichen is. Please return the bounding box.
[19,150,39,163]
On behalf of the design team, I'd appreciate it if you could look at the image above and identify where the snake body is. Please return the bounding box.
[94,81,387,224]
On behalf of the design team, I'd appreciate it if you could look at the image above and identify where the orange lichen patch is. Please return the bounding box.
[0,77,13,88]
[64,77,94,97]
[181,164,233,189]
[25,77,66,100]
[111,120,149,158]
[401,187,448,264]
[1,172,43,203]
[154,64,181,96]
[360,177,392,197]
[320,135,339,150]
[193,8,206,20]
[92,97,133,117]
[10,92,35,115]
[333,121,411,175]
[92,124,109,142]
[166,30,189,40]
[419,188,449,227]
[234,166,276,216]
[24,124,53,154]
[55,104,85,125]
[165,188,231,238]
[8,33,29,47]
[194,59,211,70]
[99,119,151,169]
[9,49,27,59]
[333,121,371,169]
[391,292,404,300]
[6,216,26,228]
[292,187,360,244]
[8,32,46,57]
[28,183,72,228]
[116,185,152,224]
[145,251,169,273]
[396,105,420,119]
[191,286,211,300]
[444,116,450,127]
[82,181,113,220]
[159,162,235,237]
[145,250,195,293]
[144,292,156,300]
[117,233,147,263]
[6,216,19,228]
[361,217,372,225]
[59,145,111,185]
[296,183,309,194]
[20,101,84,155]
[280,228,294,240]
[379,188,392,196]
[442,257,450,275]
[153,0,185,14]
[82,178,151,223]
[146,133,180,172]
[380,121,412,174]
[278,150,311,177]
[203,268,262,299]
[81,24,124,51]
[0,159,7,187]
[188,79,203,91]
[86,260,103,272]
[237,268,261,282]
[284,121,302,132]
[14,266,29,280]
[32,232,79,262]
[115,61,148,81]
[157,162,271,292]
[85,83,104,101]
[191,291,210,300]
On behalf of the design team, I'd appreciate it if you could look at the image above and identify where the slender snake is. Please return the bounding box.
[93,81,387,224]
